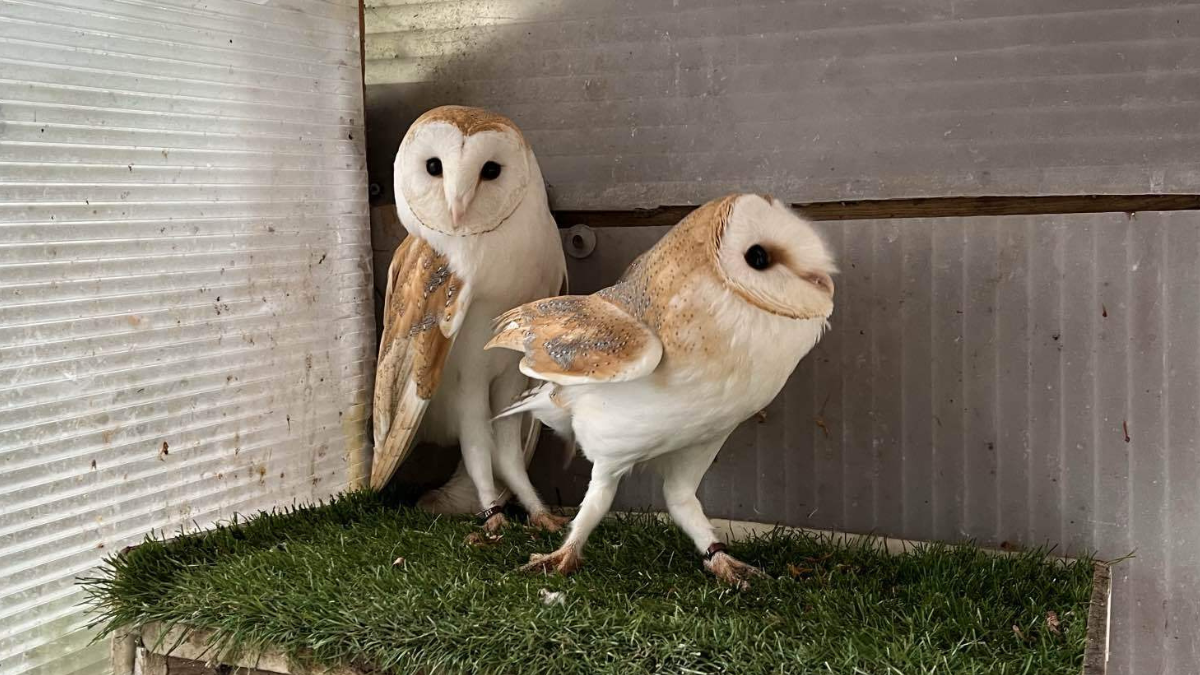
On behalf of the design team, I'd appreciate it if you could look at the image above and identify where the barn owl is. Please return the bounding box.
[372,106,568,532]
[486,194,836,586]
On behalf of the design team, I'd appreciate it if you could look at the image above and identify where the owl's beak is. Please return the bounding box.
[446,180,477,226]
[450,198,469,225]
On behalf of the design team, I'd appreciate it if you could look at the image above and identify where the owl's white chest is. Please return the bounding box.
[566,293,825,470]
[410,198,565,444]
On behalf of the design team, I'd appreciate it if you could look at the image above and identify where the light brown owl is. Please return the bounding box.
[488,194,836,585]
[373,106,567,532]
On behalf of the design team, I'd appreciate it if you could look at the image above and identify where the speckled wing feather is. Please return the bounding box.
[372,235,467,489]
[485,295,662,386]
[516,272,569,460]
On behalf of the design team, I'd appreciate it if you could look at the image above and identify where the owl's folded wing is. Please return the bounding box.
[485,295,662,385]
[371,235,468,489]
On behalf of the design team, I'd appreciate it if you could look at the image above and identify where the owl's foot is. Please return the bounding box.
[527,511,570,532]
[521,545,583,576]
[464,531,503,547]
[704,550,767,590]
[481,511,509,533]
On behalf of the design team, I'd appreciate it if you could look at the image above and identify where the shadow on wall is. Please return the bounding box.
[364,84,439,208]
[363,0,556,208]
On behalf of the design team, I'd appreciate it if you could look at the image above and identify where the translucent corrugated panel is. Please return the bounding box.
[0,1,374,673]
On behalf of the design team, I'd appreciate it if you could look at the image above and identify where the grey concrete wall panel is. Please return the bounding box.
[528,212,1199,675]
[0,2,374,674]
[364,0,1200,209]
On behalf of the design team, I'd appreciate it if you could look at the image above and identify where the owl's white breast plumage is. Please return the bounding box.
[562,283,827,471]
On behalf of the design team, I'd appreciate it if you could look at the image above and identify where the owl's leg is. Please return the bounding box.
[657,436,766,590]
[490,369,567,532]
[457,382,507,531]
[521,461,621,575]
[493,414,568,531]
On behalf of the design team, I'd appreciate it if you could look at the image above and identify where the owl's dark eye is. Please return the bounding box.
[744,244,772,270]
[480,161,502,181]
[426,158,442,176]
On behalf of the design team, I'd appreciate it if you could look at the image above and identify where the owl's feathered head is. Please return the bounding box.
[710,193,836,321]
[635,193,835,322]
[394,106,532,236]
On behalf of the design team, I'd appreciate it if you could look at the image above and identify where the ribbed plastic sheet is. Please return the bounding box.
[0,1,374,673]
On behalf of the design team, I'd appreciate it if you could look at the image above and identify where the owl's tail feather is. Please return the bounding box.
[496,383,577,469]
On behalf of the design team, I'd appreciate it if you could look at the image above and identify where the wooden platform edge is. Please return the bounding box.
[579,510,1075,560]
[1082,562,1113,675]
[131,621,365,675]
[110,625,137,675]
[707,516,1052,558]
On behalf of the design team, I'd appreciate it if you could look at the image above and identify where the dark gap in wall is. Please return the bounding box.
[358,2,366,87]
[552,194,1200,228]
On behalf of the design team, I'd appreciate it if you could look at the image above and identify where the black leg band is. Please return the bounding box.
[477,505,504,524]
[704,542,728,560]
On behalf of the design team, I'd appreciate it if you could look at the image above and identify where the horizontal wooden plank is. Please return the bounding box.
[551,194,1200,228]
[370,194,1200,232]
[140,652,283,675]
[140,623,364,675]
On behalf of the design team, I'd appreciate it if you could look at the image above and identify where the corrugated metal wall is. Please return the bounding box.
[535,214,1199,675]
[0,2,374,674]
[365,1,1200,673]
[364,0,1200,208]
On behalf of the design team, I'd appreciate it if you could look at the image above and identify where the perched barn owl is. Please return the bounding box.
[372,106,568,532]
[487,194,836,586]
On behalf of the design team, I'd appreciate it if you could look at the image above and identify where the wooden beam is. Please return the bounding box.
[1082,562,1113,675]
[551,194,1200,228]
[142,653,281,675]
[140,623,363,675]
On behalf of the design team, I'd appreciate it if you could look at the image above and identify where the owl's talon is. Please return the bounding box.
[521,545,582,575]
[527,511,570,532]
[705,552,767,590]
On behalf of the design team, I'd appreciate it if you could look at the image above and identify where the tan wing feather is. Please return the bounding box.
[485,294,662,385]
[372,235,467,489]
[520,271,571,470]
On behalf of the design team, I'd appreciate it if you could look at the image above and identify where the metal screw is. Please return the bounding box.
[564,224,596,259]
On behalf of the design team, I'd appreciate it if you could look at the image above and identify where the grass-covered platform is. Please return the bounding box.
[86,491,1106,675]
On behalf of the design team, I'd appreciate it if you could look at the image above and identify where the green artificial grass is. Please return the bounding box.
[84,490,1096,675]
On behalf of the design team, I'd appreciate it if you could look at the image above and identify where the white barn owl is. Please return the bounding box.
[372,106,568,532]
[487,194,836,586]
